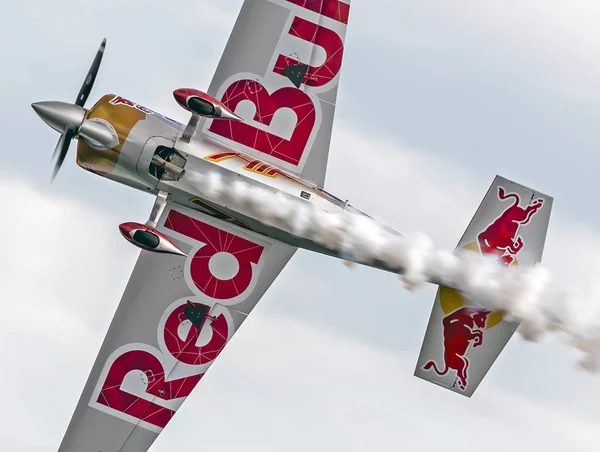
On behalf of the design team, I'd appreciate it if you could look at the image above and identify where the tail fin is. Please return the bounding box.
[414,175,553,397]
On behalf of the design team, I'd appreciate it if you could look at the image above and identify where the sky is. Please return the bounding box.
[2,0,600,450]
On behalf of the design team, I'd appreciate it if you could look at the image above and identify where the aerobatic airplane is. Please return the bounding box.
[32,1,553,451]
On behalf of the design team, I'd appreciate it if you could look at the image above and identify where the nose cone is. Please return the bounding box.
[172,88,190,110]
[31,101,86,134]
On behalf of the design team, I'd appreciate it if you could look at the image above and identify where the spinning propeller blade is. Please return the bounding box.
[32,38,107,182]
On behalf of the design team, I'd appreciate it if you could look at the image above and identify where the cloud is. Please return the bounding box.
[325,124,480,247]
[376,0,600,100]
[0,177,128,336]
[326,122,600,292]
[0,174,141,451]
[154,311,600,452]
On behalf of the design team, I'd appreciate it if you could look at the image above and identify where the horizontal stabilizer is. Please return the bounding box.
[414,175,553,397]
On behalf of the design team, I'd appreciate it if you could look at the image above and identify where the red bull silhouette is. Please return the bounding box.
[477,186,544,266]
[423,307,492,391]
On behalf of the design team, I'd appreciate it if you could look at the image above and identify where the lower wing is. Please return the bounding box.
[414,175,553,397]
[57,202,296,451]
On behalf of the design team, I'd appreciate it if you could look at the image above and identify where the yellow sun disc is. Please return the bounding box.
[438,241,518,329]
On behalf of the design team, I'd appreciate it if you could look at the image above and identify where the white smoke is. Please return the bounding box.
[188,171,600,373]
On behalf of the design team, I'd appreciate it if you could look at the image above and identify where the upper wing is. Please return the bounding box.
[189,0,352,186]
[57,203,296,452]
[414,175,553,397]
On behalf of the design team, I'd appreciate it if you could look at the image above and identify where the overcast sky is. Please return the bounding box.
[3,0,600,451]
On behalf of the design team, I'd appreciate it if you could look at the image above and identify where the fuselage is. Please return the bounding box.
[78,93,402,271]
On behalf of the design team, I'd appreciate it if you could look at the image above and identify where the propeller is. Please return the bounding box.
[33,38,107,182]
[51,128,76,181]
[75,38,106,108]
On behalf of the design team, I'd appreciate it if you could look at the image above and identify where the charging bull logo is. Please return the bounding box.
[424,185,545,391]
[477,187,544,266]
[423,307,491,391]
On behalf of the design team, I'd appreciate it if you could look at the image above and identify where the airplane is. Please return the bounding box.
[32,1,553,451]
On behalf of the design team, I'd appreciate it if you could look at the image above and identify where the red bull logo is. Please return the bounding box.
[423,185,545,391]
[477,186,544,266]
[423,307,491,390]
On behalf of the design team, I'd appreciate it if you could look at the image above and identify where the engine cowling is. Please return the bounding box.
[119,222,186,256]
[173,88,242,121]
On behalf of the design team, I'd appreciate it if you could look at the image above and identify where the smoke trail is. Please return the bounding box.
[188,171,600,373]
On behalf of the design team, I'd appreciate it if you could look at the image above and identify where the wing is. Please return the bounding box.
[57,202,296,452]
[187,0,352,186]
[414,175,553,397]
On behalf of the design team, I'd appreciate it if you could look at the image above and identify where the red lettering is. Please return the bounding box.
[109,95,134,107]
[163,303,230,366]
[205,151,239,162]
[96,350,203,429]
[273,17,344,88]
[136,104,153,114]
[164,210,265,300]
[285,0,350,25]
[206,152,283,178]
[208,80,316,166]
[264,167,280,177]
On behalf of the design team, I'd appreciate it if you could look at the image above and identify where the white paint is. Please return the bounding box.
[208,252,240,281]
